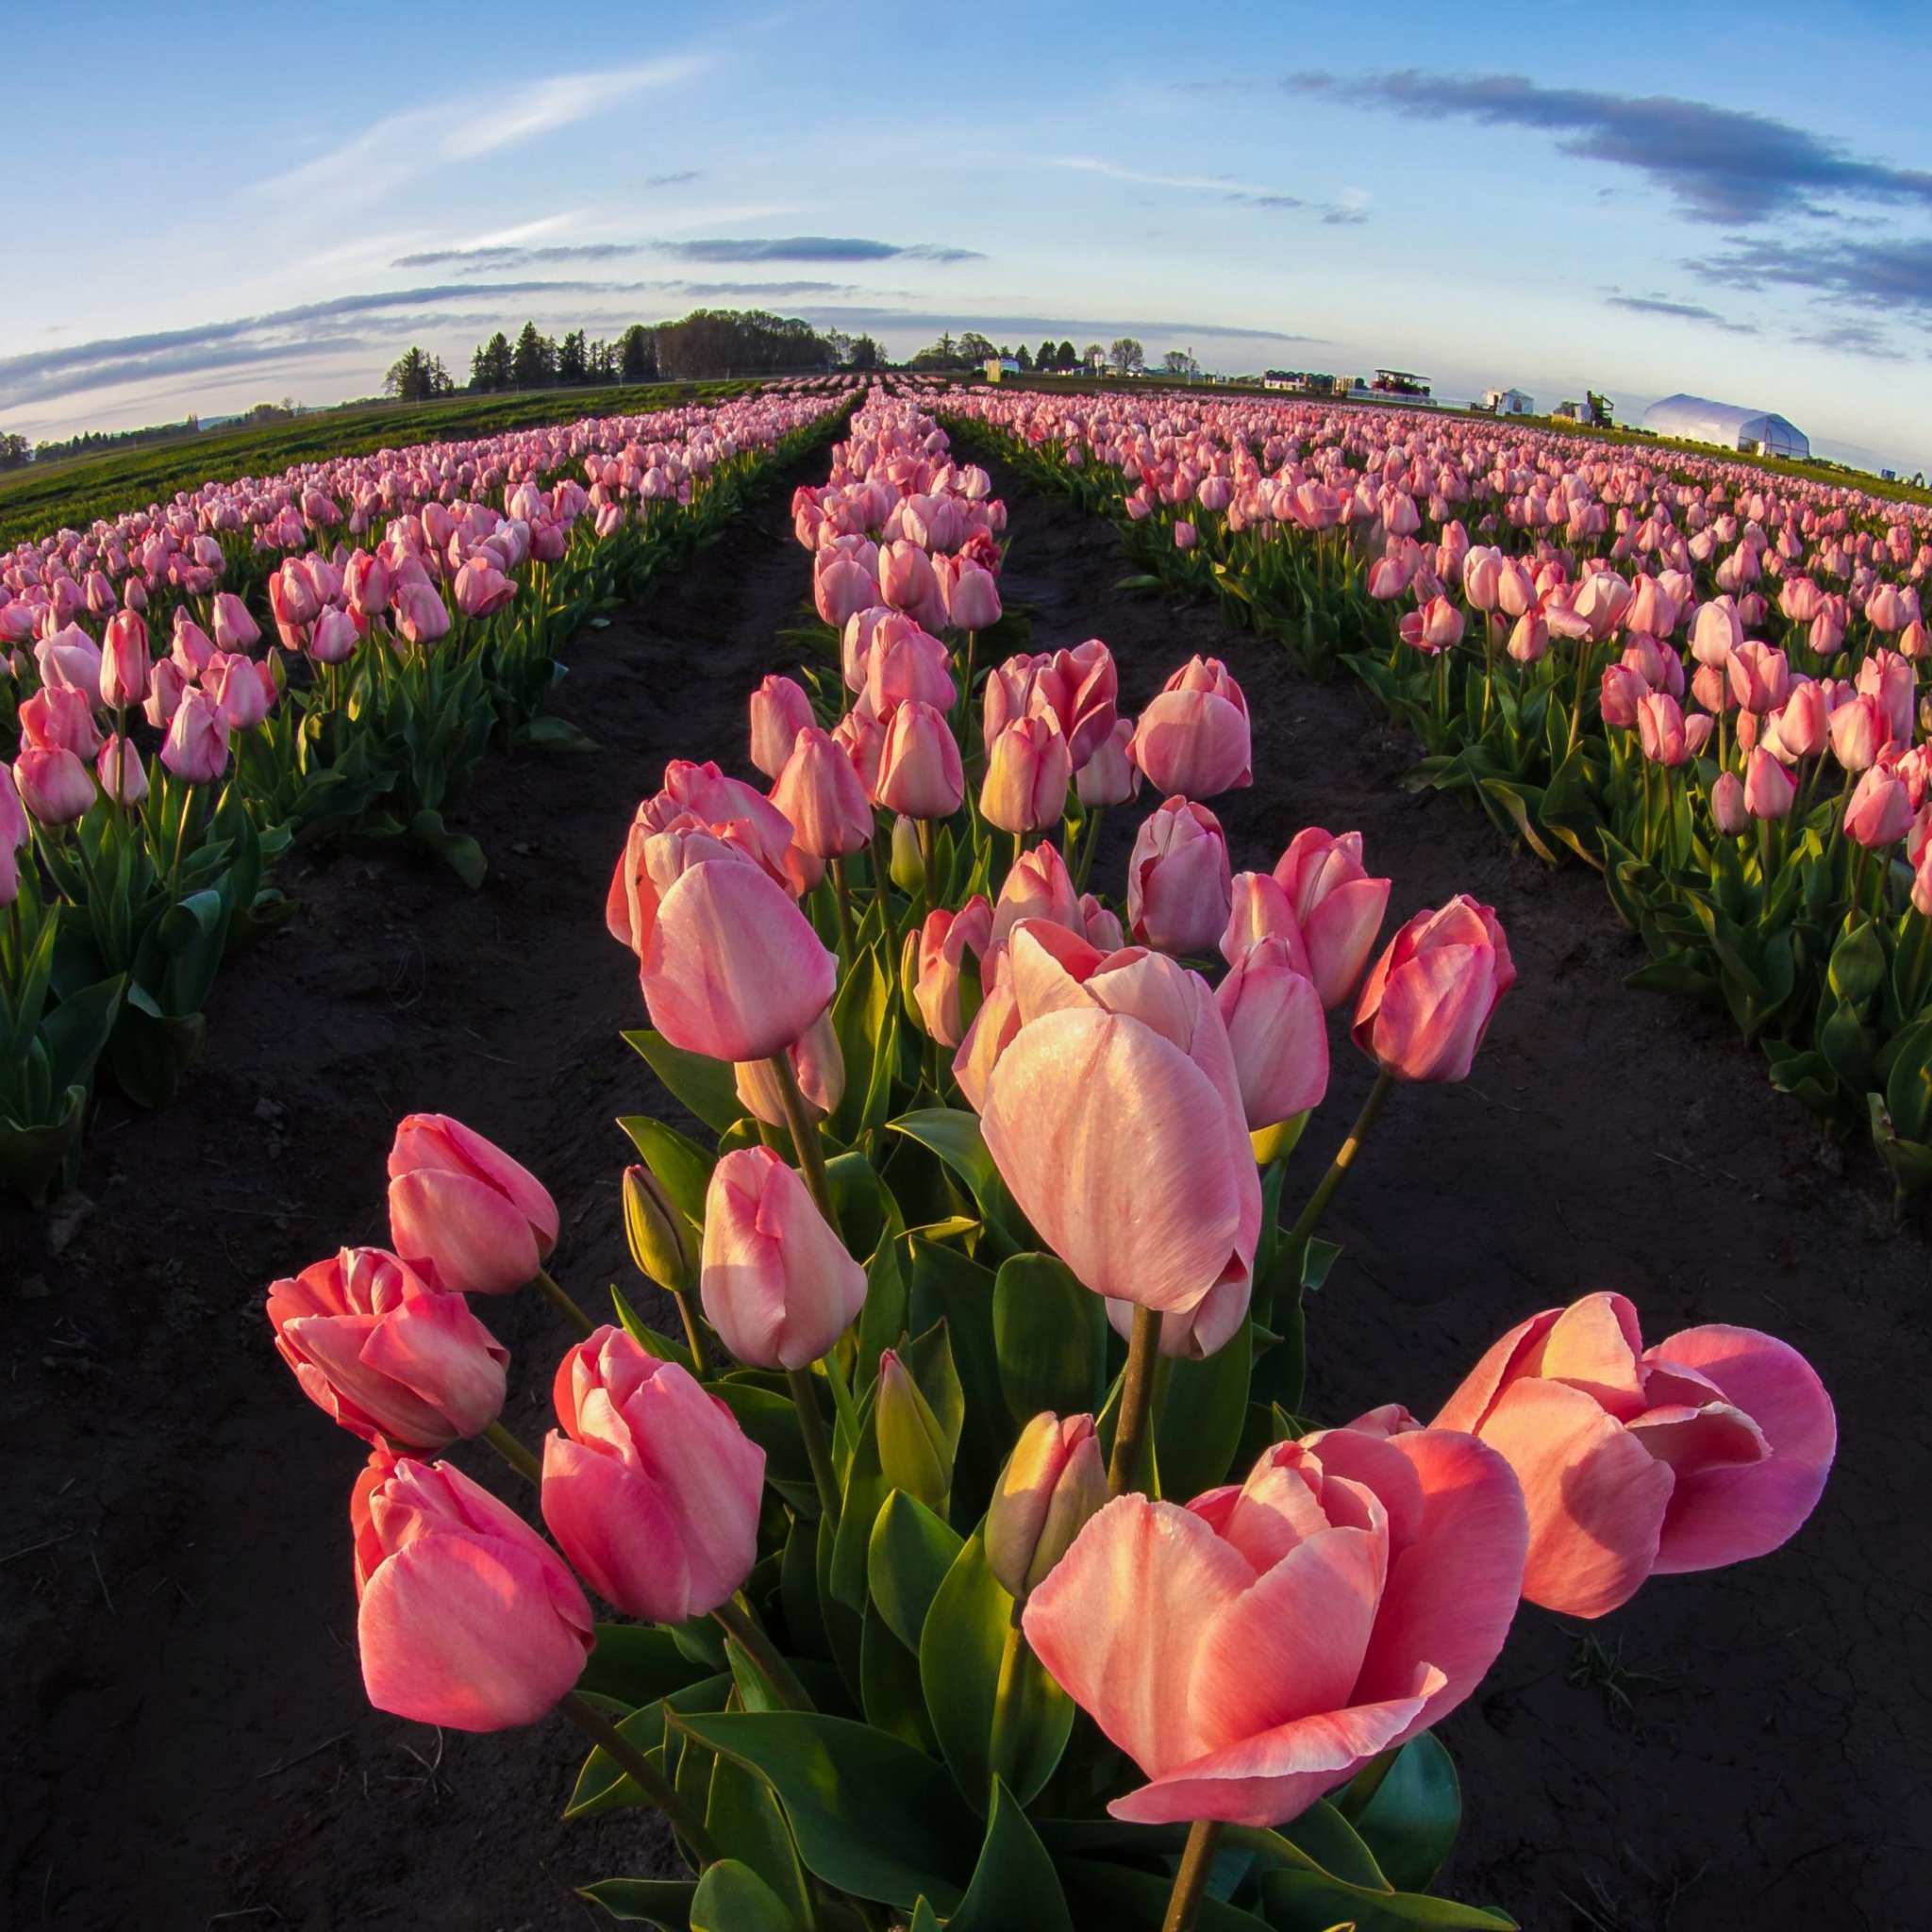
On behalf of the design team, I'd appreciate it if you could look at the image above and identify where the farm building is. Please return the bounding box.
[1482,387,1535,415]
[1641,392,1810,460]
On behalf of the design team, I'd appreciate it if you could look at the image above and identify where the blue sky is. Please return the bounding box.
[6,0,1931,472]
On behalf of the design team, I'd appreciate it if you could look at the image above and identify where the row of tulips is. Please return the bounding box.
[941,385,1932,1200]
[269,387,1836,1932]
[0,386,851,1201]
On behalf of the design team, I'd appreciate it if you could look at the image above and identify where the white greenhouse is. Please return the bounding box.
[1641,393,1810,460]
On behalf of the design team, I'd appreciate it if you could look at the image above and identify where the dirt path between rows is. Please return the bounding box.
[3,441,1924,1932]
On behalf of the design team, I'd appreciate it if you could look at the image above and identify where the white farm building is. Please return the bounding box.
[1641,393,1810,460]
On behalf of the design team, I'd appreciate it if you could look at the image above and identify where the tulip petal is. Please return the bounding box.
[285,1312,451,1447]
[1023,1494,1254,1779]
[541,1432,693,1624]
[1109,1666,1442,1828]
[1430,1308,1558,1434]
[628,1368,767,1614]
[1352,1426,1528,1740]
[981,1008,1246,1311]
[1644,1325,1836,1575]
[390,1170,541,1297]
[358,1531,588,1731]
[358,1291,508,1441]
[1189,1524,1383,1750]
[1533,1292,1646,1419]
[1467,1380,1669,1620]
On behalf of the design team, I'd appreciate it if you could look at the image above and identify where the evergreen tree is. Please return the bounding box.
[619,324,658,382]
[557,329,589,385]
[510,321,557,389]
[470,331,513,391]
[383,345,454,401]
[1037,340,1058,371]
[1057,340,1078,370]
[1016,344,1033,371]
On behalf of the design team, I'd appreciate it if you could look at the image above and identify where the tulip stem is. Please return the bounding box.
[480,1420,542,1485]
[986,1607,1038,1797]
[531,1267,596,1337]
[917,816,939,909]
[785,1366,842,1522]
[671,1288,711,1378]
[1107,1305,1164,1498]
[556,1690,720,1868]
[768,1051,841,1238]
[830,858,858,960]
[712,1593,815,1710]
[1285,1071,1395,1257]
[1161,1820,1224,1932]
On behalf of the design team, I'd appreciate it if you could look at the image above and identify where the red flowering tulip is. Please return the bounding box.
[388,1113,559,1297]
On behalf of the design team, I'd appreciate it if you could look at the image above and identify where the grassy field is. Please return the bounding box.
[994,371,1932,509]
[0,379,760,549]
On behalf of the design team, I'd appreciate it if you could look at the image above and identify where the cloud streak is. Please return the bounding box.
[658,236,983,263]
[1605,293,1757,335]
[1286,71,1932,225]
[1050,156,1369,225]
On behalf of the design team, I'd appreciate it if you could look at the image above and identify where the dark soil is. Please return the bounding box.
[4,443,1924,1932]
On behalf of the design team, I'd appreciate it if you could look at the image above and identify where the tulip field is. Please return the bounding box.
[3,378,1925,1932]
[942,384,1932,1203]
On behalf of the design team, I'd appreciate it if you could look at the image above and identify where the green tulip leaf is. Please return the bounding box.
[948,1778,1074,1932]
[576,1624,709,1709]
[618,1113,717,1224]
[577,1876,696,1926]
[675,1711,980,1910]
[868,1489,964,1651]
[689,1859,797,1932]
[1154,1317,1253,1501]
[993,1252,1107,1423]
[625,1027,744,1136]
[1338,1732,1463,1894]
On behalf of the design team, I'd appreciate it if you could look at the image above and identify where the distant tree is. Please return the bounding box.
[1159,348,1200,378]
[384,345,455,402]
[470,331,513,391]
[1108,337,1145,375]
[1083,341,1106,372]
[957,331,997,363]
[1034,340,1056,371]
[1015,344,1033,371]
[557,329,589,386]
[844,333,883,371]
[619,324,658,382]
[585,337,619,382]
[510,321,558,389]
[1057,340,1078,370]
[0,430,30,470]
[654,308,832,379]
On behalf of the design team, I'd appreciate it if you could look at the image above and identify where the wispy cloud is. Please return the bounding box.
[1050,156,1369,225]
[260,58,708,204]
[1284,71,1932,225]
[392,242,646,270]
[658,236,983,264]
[1605,293,1757,335]
[1697,233,1932,321]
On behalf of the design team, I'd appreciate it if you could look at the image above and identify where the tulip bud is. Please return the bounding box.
[1711,770,1749,836]
[986,1411,1106,1601]
[623,1164,697,1294]
[875,1349,952,1511]
[891,813,924,892]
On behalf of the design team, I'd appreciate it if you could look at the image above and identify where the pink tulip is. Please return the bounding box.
[1399,595,1466,655]
[750,675,816,780]
[453,556,516,618]
[1352,895,1515,1084]
[354,1450,592,1731]
[773,725,874,859]
[1775,681,1828,759]
[267,1246,508,1449]
[393,580,453,646]
[1636,692,1710,767]
[1711,770,1749,836]
[879,540,938,614]
[101,610,150,709]
[1827,693,1889,773]
[914,895,992,1047]
[636,835,838,1060]
[14,745,94,824]
[204,651,272,730]
[943,556,1003,631]
[144,658,188,730]
[1434,1291,1834,1618]
[814,556,879,628]
[1023,1422,1527,1825]
[733,1006,846,1126]
[308,607,360,664]
[875,699,965,820]
[20,685,103,759]
[1726,640,1790,714]
[344,550,392,618]
[1215,938,1329,1130]
[1743,745,1796,820]
[1081,893,1124,951]
[1270,828,1391,1011]
[1846,762,1914,848]
[865,622,956,717]
[700,1145,867,1369]
[1599,663,1644,729]
[981,715,1073,835]
[270,558,321,629]
[210,591,261,652]
[1130,658,1252,798]
[96,735,147,805]
[542,1325,764,1622]
[984,642,1118,767]
[990,841,1082,949]
[976,926,1258,1349]
[1075,716,1141,808]
[387,1113,560,1297]
[1127,796,1233,956]
[1220,873,1313,979]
